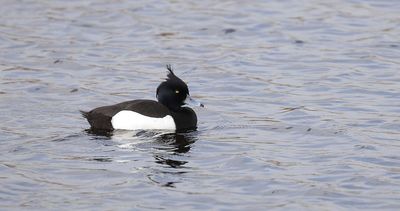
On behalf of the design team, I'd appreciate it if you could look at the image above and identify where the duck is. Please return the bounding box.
[81,65,203,132]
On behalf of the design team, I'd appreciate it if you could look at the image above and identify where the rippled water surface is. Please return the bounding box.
[1,0,400,210]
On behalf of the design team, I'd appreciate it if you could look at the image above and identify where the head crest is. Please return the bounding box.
[166,64,175,76]
[161,64,187,90]
[165,64,183,83]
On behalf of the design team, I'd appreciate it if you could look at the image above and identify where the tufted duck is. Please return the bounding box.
[81,65,203,132]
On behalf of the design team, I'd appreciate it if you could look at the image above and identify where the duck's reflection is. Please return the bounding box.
[154,156,188,168]
[151,132,196,169]
[136,131,198,188]
[90,129,197,164]
[152,132,196,154]
[85,129,198,187]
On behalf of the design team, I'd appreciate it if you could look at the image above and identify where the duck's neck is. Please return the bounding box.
[157,97,181,111]
[170,107,197,131]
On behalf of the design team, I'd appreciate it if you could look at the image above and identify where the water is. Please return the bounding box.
[1,0,400,210]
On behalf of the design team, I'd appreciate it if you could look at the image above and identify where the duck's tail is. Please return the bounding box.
[80,110,89,119]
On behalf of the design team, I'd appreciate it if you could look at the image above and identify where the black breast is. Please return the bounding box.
[170,107,198,132]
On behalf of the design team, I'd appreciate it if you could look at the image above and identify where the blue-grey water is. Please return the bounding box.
[1,0,400,210]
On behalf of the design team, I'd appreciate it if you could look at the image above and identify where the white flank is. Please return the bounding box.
[111,110,176,130]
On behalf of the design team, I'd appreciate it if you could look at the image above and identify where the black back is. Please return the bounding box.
[82,100,170,131]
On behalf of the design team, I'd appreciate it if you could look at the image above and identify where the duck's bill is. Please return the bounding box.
[184,95,204,107]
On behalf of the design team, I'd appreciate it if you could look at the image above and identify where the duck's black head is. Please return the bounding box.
[156,65,203,111]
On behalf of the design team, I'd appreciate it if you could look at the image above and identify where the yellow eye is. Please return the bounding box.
[175,90,180,94]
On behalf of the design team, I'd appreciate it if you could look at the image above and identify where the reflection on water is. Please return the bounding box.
[152,132,196,154]
[112,130,197,188]
[88,129,196,168]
